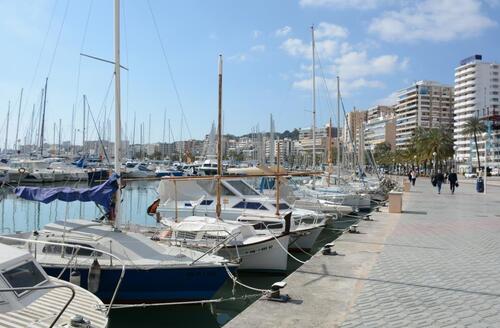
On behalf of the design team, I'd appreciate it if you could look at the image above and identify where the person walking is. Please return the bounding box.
[411,170,417,186]
[435,169,445,194]
[407,170,412,183]
[448,169,458,194]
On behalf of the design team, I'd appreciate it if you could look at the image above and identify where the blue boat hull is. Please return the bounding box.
[44,265,234,303]
[155,171,183,177]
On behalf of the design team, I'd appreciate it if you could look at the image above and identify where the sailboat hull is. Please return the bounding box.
[288,225,324,251]
[44,264,235,303]
[219,234,290,272]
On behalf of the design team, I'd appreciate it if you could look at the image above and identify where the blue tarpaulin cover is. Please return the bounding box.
[14,173,119,211]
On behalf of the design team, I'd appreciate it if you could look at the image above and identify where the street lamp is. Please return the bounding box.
[482,131,488,195]
[453,145,458,172]
[432,151,437,173]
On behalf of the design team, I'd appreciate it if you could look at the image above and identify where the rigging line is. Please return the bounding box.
[122,0,130,139]
[146,0,193,140]
[86,98,111,164]
[73,0,94,109]
[315,51,336,126]
[47,0,71,78]
[22,0,59,117]
[85,72,115,142]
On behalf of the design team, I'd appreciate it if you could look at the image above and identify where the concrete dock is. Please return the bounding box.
[225,178,500,328]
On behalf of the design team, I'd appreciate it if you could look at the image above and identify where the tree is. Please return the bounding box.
[373,142,392,165]
[462,117,486,169]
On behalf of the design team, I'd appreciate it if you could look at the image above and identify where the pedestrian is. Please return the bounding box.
[434,169,445,194]
[448,169,458,194]
[411,170,417,186]
[408,170,412,183]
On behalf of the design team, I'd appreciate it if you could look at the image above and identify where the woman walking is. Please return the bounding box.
[448,169,458,194]
[411,170,417,186]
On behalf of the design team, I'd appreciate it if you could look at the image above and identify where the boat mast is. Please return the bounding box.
[336,76,341,184]
[269,114,275,166]
[15,88,23,153]
[4,101,10,153]
[328,117,333,185]
[82,94,86,155]
[113,0,122,228]
[275,141,280,216]
[311,25,316,188]
[40,78,48,156]
[58,118,62,155]
[215,55,223,220]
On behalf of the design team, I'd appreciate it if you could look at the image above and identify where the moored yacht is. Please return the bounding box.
[0,243,108,327]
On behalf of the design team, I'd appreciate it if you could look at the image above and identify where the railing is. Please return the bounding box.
[0,236,125,316]
[0,284,75,328]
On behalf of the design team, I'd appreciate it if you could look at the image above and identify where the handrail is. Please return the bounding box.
[0,284,75,328]
[0,235,125,316]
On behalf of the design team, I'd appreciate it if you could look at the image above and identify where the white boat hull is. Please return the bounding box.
[218,234,290,271]
[288,225,324,251]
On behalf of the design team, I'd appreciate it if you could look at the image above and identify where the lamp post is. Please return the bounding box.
[432,151,437,173]
[453,145,458,171]
[482,129,489,195]
[413,155,417,172]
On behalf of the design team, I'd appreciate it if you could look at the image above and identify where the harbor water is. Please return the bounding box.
[0,179,346,327]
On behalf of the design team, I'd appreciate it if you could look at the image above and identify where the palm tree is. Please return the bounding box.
[462,117,486,169]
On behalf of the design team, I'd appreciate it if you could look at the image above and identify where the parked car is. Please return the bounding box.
[464,172,477,179]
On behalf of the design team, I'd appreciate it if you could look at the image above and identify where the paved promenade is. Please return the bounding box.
[226,178,500,328]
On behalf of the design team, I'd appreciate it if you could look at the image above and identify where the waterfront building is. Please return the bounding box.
[454,55,500,171]
[364,106,396,151]
[395,80,454,148]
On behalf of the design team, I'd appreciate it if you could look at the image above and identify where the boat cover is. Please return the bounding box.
[14,173,119,211]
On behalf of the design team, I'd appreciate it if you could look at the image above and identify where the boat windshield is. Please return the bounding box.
[2,261,46,296]
[226,180,259,196]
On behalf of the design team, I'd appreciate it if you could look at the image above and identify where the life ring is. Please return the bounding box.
[18,167,26,174]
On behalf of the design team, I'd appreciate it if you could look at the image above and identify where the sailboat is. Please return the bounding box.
[149,56,291,271]
[0,242,108,327]
[4,0,237,303]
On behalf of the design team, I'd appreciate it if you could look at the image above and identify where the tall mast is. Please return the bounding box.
[58,118,62,155]
[132,112,136,159]
[328,117,333,185]
[336,76,341,184]
[4,101,10,153]
[40,78,48,156]
[269,114,275,166]
[275,141,280,216]
[113,0,122,228]
[311,25,316,172]
[15,88,23,152]
[215,55,223,219]
[82,95,86,155]
[162,107,166,159]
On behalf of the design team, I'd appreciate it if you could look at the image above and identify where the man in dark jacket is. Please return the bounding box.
[448,169,458,194]
[435,170,445,194]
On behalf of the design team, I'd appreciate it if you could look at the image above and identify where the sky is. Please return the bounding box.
[0,0,499,147]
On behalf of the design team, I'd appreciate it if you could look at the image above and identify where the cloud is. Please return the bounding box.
[292,77,384,95]
[252,30,262,39]
[374,91,399,106]
[281,38,338,59]
[369,0,496,42]
[332,51,401,79]
[228,54,248,62]
[250,44,266,52]
[299,0,382,10]
[275,26,292,37]
[315,22,348,39]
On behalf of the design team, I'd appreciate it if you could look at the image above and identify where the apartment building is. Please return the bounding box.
[395,80,454,148]
[364,105,396,151]
[454,55,500,170]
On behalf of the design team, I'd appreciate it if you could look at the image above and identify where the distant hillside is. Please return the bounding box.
[233,128,300,140]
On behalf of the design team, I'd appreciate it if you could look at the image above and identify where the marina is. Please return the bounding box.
[0,0,499,327]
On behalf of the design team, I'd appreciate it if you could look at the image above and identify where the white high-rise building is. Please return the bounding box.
[395,81,454,148]
[454,55,500,171]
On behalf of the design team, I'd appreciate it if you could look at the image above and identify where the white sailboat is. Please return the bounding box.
[151,56,291,271]
[0,242,108,327]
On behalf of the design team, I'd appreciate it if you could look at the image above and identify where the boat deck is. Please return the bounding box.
[0,278,108,328]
